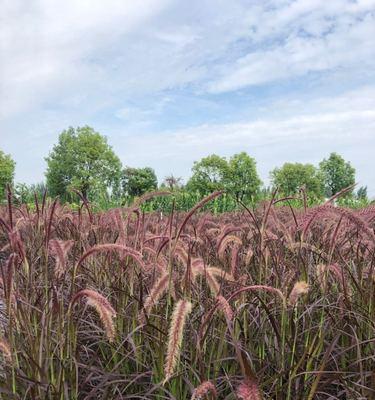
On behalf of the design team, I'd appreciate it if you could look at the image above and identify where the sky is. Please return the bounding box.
[1,0,375,196]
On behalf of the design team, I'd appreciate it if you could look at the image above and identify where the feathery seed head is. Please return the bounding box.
[49,239,74,278]
[288,281,309,306]
[236,378,262,400]
[316,264,328,292]
[71,289,116,342]
[164,299,192,383]
[191,380,217,399]
[216,295,233,321]
[0,338,12,363]
[140,272,171,323]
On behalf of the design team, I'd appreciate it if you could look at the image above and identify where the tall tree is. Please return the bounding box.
[186,152,261,200]
[0,149,15,201]
[45,126,122,200]
[319,153,356,197]
[186,154,228,196]
[225,152,261,200]
[121,167,158,197]
[270,162,324,199]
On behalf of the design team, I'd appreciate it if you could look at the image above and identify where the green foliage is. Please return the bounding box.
[122,166,157,197]
[270,162,324,199]
[319,152,355,197]
[141,191,242,213]
[225,152,262,200]
[14,182,46,204]
[186,152,261,200]
[45,126,122,201]
[186,154,228,195]
[337,195,371,209]
[5,133,368,211]
[0,149,15,201]
[357,186,368,200]
[336,185,371,208]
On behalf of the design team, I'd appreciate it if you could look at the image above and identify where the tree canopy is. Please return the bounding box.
[319,152,356,197]
[121,167,157,197]
[225,152,262,200]
[270,162,324,199]
[186,154,228,195]
[0,149,16,201]
[186,152,261,200]
[2,131,369,208]
[45,126,122,200]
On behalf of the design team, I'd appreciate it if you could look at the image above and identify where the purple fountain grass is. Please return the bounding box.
[288,281,309,306]
[0,188,373,398]
[0,338,12,362]
[216,295,234,322]
[140,272,171,323]
[70,289,117,342]
[191,380,217,399]
[76,243,146,270]
[164,299,192,383]
[49,239,74,278]
[236,378,262,400]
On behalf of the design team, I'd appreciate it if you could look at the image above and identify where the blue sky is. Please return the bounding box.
[1,0,375,196]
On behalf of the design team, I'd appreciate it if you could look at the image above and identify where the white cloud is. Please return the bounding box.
[122,108,375,165]
[112,86,375,194]
[1,0,374,117]
[208,1,375,92]
[0,0,172,117]
[1,0,375,197]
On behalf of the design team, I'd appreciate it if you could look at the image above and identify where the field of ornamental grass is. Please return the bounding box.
[0,190,374,399]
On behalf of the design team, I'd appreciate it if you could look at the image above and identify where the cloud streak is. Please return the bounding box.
[1,0,374,196]
[114,86,375,192]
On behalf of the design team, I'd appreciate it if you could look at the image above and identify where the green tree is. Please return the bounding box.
[0,149,15,201]
[121,167,158,197]
[186,154,228,196]
[225,152,261,201]
[270,162,324,199]
[357,186,367,201]
[45,126,122,201]
[319,153,355,197]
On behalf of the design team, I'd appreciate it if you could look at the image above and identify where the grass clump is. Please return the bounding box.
[0,190,374,398]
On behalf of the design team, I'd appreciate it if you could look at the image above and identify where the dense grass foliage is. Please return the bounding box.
[0,191,374,399]
[73,190,371,214]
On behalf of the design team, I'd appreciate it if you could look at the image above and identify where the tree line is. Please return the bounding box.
[0,125,369,207]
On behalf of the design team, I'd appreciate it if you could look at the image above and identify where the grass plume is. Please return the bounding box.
[70,289,117,342]
[164,299,192,383]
